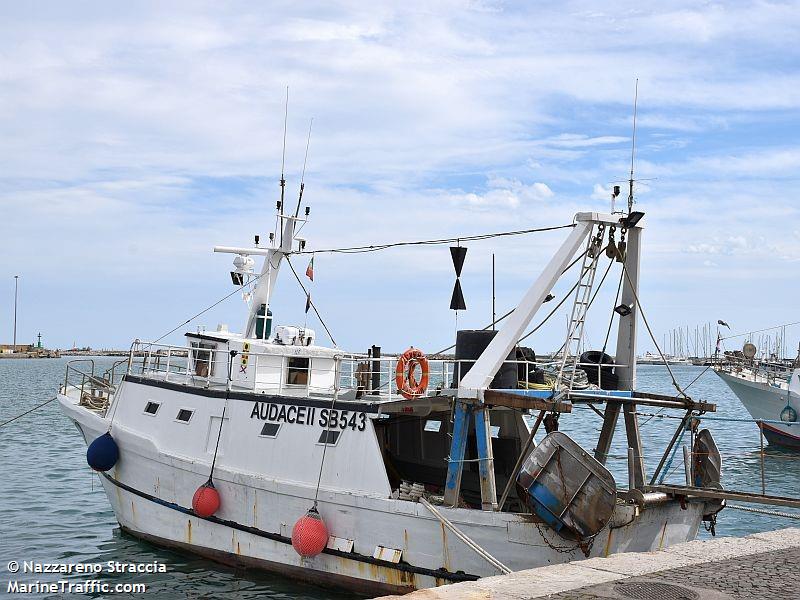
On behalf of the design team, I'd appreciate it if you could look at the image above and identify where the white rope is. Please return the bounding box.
[419,497,511,574]
[727,504,800,520]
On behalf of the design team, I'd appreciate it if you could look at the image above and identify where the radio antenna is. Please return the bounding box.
[627,78,639,214]
[294,117,313,218]
[279,86,288,244]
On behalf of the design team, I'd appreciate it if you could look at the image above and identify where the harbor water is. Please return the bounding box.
[1,358,798,598]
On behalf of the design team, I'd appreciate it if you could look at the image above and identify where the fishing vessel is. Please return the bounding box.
[57,196,728,595]
[714,343,800,448]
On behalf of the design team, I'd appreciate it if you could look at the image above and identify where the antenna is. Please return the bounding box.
[279,86,288,245]
[294,117,314,218]
[627,78,639,214]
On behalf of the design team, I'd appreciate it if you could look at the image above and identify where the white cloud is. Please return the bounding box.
[3,1,800,350]
[445,178,554,209]
[545,134,629,148]
[591,183,613,201]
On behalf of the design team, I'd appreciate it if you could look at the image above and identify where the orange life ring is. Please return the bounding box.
[395,347,429,400]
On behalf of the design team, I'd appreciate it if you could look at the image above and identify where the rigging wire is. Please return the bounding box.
[619,260,689,399]
[151,278,259,345]
[639,362,715,429]
[146,223,576,352]
[542,253,613,357]
[720,319,800,342]
[292,223,576,255]
[285,256,338,347]
[600,263,625,356]
[149,224,582,357]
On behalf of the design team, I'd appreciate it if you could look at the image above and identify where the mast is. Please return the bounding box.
[214,88,305,339]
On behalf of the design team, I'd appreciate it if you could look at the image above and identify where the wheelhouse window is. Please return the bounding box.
[191,342,216,377]
[144,401,160,416]
[176,409,194,423]
[286,357,310,386]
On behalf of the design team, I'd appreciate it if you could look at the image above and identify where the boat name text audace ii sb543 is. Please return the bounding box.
[59,194,730,595]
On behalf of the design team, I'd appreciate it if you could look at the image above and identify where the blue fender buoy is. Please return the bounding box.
[87,432,119,471]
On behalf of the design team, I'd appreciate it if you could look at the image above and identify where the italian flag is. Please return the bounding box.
[306,256,314,281]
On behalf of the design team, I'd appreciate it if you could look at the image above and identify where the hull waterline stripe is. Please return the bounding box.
[122,374,382,413]
[760,421,800,443]
[99,473,479,583]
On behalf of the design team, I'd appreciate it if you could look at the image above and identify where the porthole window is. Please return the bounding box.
[317,429,341,445]
[176,408,194,423]
[259,422,280,438]
[144,401,160,416]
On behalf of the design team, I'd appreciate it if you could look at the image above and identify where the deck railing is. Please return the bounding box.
[62,359,117,411]
[715,354,795,387]
[120,340,625,401]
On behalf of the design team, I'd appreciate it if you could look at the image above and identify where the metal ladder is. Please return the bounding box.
[556,224,604,391]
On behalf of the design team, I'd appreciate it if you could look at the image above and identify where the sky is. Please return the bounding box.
[2,1,800,356]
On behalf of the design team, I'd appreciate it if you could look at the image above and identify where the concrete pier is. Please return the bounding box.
[376,527,800,599]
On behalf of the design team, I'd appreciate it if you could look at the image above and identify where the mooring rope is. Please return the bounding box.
[419,497,511,574]
[208,350,236,480]
[312,358,342,509]
[727,504,800,520]
[0,396,58,428]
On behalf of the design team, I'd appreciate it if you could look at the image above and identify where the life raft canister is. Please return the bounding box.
[395,347,430,400]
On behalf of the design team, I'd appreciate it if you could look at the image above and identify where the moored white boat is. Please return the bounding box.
[715,353,800,449]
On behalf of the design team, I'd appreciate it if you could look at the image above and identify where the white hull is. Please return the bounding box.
[60,383,707,595]
[715,370,800,448]
[56,210,719,594]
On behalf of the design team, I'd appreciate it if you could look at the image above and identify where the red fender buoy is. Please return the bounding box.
[192,480,221,518]
[291,507,328,557]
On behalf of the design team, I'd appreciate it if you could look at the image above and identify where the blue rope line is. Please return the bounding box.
[658,425,686,485]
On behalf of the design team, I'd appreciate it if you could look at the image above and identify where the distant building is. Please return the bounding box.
[0,344,35,353]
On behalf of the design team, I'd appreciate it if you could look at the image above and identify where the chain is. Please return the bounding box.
[617,227,627,262]
[534,520,600,557]
[588,223,606,258]
[605,225,617,259]
[703,512,717,536]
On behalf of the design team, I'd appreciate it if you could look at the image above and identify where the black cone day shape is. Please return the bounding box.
[449,246,467,310]
[450,279,466,310]
[450,246,467,277]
